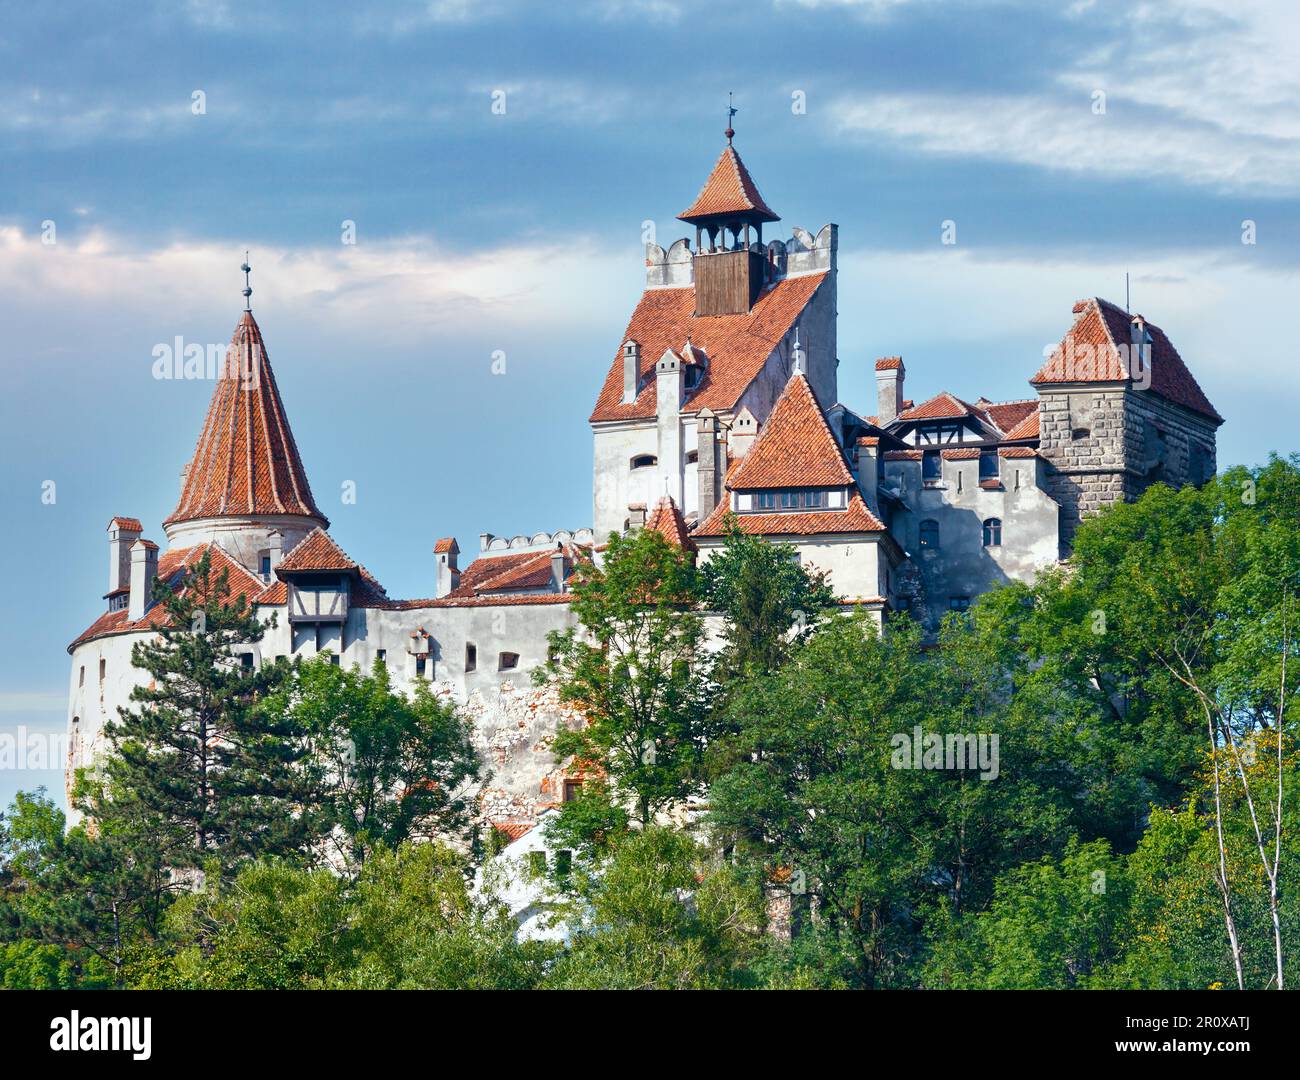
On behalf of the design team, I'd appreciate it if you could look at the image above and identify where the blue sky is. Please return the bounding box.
[2,0,1298,810]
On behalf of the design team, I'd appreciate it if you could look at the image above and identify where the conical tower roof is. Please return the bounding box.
[678,143,780,225]
[165,310,327,528]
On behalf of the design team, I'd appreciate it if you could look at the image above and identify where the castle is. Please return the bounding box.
[65,129,1223,826]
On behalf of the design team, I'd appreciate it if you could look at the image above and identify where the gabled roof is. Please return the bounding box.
[108,516,143,532]
[694,492,885,539]
[590,272,828,423]
[165,311,328,527]
[678,144,779,224]
[897,391,981,423]
[728,372,855,490]
[1002,409,1040,441]
[980,398,1038,435]
[1031,297,1222,422]
[644,495,697,553]
[277,528,357,574]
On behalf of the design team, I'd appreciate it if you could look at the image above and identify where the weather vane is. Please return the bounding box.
[726,91,737,144]
[241,251,253,311]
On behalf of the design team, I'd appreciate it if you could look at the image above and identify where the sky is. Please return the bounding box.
[2,0,1298,811]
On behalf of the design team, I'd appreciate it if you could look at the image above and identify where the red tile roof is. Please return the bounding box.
[941,448,981,460]
[1002,410,1040,440]
[108,516,143,532]
[433,537,458,554]
[644,495,697,553]
[898,391,978,422]
[69,543,270,651]
[875,356,903,370]
[981,398,1038,434]
[694,492,885,538]
[494,821,535,843]
[165,311,328,527]
[1031,297,1221,422]
[589,273,828,423]
[728,373,854,490]
[884,449,924,461]
[999,446,1038,459]
[277,528,358,573]
[678,144,779,224]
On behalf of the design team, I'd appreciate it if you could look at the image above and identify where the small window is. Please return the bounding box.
[979,450,999,480]
[329,654,340,666]
[376,649,387,665]
[919,520,939,549]
[780,491,799,509]
[240,653,254,671]
[1072,428,1090,441]
[465,643,477,672]
[685,450,698,464]
[555,849,573,876]
[631,454,657,469]
[79,666,84,687]
[563,779,583,803]
[499,651,519,671]
[99,658,106,684]
[805,490,823,508]
[415,656,427,678]
[72,715,79,726]
[757,492,776,510]
[950,596,971,612]
[260,554,272,581]
[922,450,941,482]
[983,518,1002,547]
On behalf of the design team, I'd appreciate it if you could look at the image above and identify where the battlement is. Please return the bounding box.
[478,528,595,555]
[644,223,837,289]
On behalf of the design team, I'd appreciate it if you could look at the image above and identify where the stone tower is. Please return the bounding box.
[1033,297,1222,554]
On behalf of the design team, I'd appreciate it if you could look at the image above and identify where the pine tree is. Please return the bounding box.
[85,551,327,877]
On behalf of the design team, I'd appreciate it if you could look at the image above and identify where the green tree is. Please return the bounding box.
[258,657,481,867]
[87,552,324,876]
[539,529,706,825]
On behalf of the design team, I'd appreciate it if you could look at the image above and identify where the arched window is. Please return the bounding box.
[631,454,657,470]
[982,517,1002,547]
[919,520,939,549]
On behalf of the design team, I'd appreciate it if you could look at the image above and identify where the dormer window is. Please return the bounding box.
[631,454,657,470]
[260,554,272,581]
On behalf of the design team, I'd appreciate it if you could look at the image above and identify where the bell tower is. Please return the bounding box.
[678,114,780,317]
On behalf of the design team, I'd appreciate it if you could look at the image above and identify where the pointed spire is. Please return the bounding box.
[164,308,328,530]
[678,138,779,225]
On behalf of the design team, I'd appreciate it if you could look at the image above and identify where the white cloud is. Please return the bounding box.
[0,226,633,349]
[830,0,1300,194]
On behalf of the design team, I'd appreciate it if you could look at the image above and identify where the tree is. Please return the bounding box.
[0,790,170,985]
[698,519,837,678]
[539,528,707,825]
[87,551,325,876]
[544,826,763,989]
[258,656,481,867]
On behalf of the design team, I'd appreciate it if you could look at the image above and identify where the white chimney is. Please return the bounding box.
[128,539,159,622]
[622,340,640,404]
[550,545,566,592]
[107,517,142,595]
[435,538,461,598]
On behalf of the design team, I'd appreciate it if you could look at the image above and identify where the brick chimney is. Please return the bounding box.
[128,539,159,622]
[875,356,905,424]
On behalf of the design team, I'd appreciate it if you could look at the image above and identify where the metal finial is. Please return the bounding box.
[241,251,253,311]
[726,91,737,144]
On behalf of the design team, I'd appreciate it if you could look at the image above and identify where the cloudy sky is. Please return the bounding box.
[2,0,1297,808]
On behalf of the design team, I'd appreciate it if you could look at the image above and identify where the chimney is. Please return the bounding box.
[656,348,684,507]
[107,517,142,595]
[267,531,284,579]
[550,545,566,592]
[697,409,720,521]
[627,503,647,531]
[622,340,640,404]
[875,356,905,424]
[729,407,758,459]
[434,537,461,598]
[128,539,159,622]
